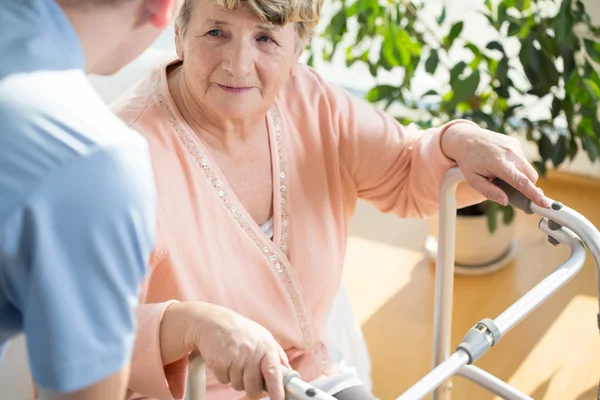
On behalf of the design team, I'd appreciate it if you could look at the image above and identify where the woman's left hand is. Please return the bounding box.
[441,122,552,208]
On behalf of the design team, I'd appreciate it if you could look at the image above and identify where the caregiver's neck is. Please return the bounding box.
[168,62,268,154]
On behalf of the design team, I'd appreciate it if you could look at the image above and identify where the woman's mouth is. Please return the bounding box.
[217,84,252,94]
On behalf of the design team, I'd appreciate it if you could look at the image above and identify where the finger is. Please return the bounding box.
[516,159,552,205]
[467,173,508,205]
[493,162,550,207]
[209,363,231,386]
[261,351,285,400]
[518,158,539,185]
[229,361,245,392]
[276,344,291,369]
[243,358,266,400]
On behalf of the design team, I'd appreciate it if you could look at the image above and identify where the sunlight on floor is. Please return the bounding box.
[343,236,429,326]
[504,295,600,400]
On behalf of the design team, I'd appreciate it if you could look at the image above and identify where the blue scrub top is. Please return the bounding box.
[0,0,156,392]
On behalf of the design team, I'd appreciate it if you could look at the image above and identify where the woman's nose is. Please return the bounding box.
[221,40,255,77]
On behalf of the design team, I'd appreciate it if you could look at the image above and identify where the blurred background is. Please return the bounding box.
[2,0,599,399]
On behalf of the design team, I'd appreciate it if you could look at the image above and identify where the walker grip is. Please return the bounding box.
[492,178,533,214]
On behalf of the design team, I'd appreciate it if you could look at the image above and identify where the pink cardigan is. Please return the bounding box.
[111,59,482,400]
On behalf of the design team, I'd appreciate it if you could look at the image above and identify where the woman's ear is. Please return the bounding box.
[290,48,304,77]
[175,25,184,60]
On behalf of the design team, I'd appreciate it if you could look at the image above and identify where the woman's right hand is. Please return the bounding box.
[159,301,290,400]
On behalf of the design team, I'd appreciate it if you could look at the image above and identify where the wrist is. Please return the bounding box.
[440,122,467,162]
[159,302,198,365]
[440,126,458,162]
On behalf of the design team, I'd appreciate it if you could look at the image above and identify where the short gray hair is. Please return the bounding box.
[175,0,322,49]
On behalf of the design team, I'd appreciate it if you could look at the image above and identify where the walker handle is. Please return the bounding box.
[492,178,533,214]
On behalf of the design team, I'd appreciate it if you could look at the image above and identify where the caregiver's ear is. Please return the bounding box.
[146,0,177,28]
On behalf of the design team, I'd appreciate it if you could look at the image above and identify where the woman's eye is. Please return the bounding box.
[207,29,221,37]
[257,35,273,43]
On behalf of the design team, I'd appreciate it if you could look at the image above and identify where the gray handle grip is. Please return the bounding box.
[491,178,533,214]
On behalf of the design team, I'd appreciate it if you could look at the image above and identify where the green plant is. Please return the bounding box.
[308,0,600,232]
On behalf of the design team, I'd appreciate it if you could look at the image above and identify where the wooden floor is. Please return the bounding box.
[342,173,600,400]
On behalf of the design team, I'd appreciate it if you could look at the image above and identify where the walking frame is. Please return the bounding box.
[186,168,600,400]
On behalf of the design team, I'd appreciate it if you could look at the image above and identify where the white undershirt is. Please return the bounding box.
[258,217,365,397]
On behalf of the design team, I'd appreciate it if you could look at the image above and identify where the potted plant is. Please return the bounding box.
[308,0,600,273]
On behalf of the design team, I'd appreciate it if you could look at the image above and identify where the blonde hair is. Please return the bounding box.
[175,0,322,49]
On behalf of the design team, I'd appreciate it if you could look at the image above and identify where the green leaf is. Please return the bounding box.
[501,205,515,225]
[437,6,447,25]
[325,11,347,42]
[368,62,378,76]
[469,54,484,71]
[554,0,574,42]
[505,104,523,118]
[584,40,600,62]
[517,0,531,11]
[495,85,511,98]
[465,42,483,58]
[552,135,568,167]
[561,43,576,82]
[485,0,493,13]
[533,160,547,176]
[450,61,467,84]
[421,89,440,98]
[452,70,481,105]
[381,33,400,69]
[520,37,540,87]
[569,134,578,161]
[425,49,439,74]
[538,133,553,161]
[583,79,600,101]
[538,34,559,58]
[540,56,560,90]
[498,3,508,24]
[480,11,496,27]
[486,41,505,54]
[520,36,558,96]
[487,201,499,233]
[508,22,520,36]
[445,22,464,49]
[551,96,562,119]
[582,135,598,162]
[471,111,498,130]
[366,85,397,102]
[497,57,509,83]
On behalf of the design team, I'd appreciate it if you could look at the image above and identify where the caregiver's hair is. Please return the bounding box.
[175,0,323,49]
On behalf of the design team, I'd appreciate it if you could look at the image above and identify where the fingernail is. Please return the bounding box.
[542,197,552,208]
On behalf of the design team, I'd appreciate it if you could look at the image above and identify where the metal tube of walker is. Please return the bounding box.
[456,366,533,400]
[402,216,585,399]
[397,351,470,400]
[493,221,586,334]
[281,367,337,400]
[431,168,464,400]
[494,177,600,326]
[530,202,600,327]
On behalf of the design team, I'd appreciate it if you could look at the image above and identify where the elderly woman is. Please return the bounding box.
[111,0,551,399]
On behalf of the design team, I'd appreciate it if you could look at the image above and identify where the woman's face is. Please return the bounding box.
[175,0,301,120]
